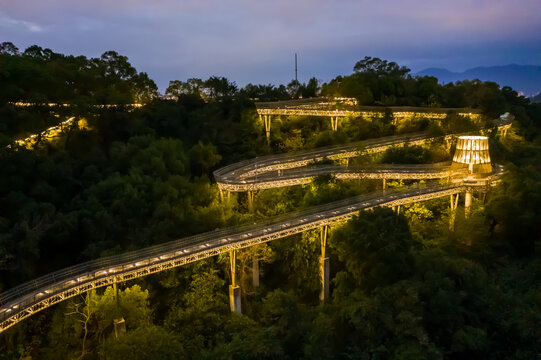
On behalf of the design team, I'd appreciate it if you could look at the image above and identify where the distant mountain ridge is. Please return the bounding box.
[415,65,541,97]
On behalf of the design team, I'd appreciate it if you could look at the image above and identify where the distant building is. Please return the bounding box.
[161,94,178,101]
[500,112,515,123]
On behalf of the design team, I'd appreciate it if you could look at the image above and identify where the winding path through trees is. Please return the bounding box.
[0,126,502,333]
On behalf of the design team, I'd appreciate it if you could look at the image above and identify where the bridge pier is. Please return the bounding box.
[382,178,387,190]
[449,193,459,230]
[219,188,231,203]
[263,114,272,145]
[247,191,255,212]
[320,226,329,302]
[499,124,511,137]
[464,190,472,218]
[229,250,241,313]
[252,255,259,288]
[444,138,452,152]
[330,116,339,131]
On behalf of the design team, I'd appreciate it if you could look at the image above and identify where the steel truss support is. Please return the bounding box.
[320,226,330,302]
[229,250,241,313]
[0,184,481,334]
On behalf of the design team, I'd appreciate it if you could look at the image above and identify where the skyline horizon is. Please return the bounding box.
[6,40,541,96]
[2,1,540,93]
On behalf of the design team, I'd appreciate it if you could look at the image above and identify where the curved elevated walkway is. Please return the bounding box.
[0,126,505,333]
[0,183,473,333]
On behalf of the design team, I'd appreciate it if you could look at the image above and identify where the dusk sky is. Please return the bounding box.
[1,0,540,92]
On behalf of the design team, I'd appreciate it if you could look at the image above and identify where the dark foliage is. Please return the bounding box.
[1,47,541,360]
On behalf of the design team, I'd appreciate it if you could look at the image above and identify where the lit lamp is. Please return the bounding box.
[451,136,492,176]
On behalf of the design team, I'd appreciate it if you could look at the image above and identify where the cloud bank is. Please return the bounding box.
[1,0,540,91]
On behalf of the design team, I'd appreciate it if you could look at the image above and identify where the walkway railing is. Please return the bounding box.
[0,182,471,333]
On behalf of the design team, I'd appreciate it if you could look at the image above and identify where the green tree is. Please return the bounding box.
[189,141,222,175]
[166,78,205,98]
[99,326,185,359]
[204,76,238,99]
[331,208,414,293]
[131,72,159,104]
[354,56,411,77]
[0,42,19,55]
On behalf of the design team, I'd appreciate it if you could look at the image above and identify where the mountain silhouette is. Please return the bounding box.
[415,65,541,98]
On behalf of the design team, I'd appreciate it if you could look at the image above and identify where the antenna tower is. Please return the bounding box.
[295,53,298,83]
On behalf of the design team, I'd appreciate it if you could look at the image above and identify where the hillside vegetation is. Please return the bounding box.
[1,45,541,359]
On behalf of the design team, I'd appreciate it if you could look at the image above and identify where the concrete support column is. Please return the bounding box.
[320,226,329,302]
[113,281,120,309]
[229,250,241,313]
[330,117,339,131]
[247,191,254,213]
[320,257,330,302]
[465,190,472,218]
[252,255,259,288]
[229,286,241,314]
[444,138,452,151]
[382,178,387,190]
[219,188,231,203]
[264,115,271,145]
[449,193,459,231]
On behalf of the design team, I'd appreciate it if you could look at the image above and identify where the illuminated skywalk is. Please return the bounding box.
[217,162,460,192]
[0,126,505,333]
[0,183,476,333]
[254,98,480,119]
[215,132,445,190]
[214,131,464,192]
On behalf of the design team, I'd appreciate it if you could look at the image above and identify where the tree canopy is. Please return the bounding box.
[1,45,541,360]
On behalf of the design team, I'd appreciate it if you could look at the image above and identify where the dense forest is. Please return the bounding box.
[1,44,541,359]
